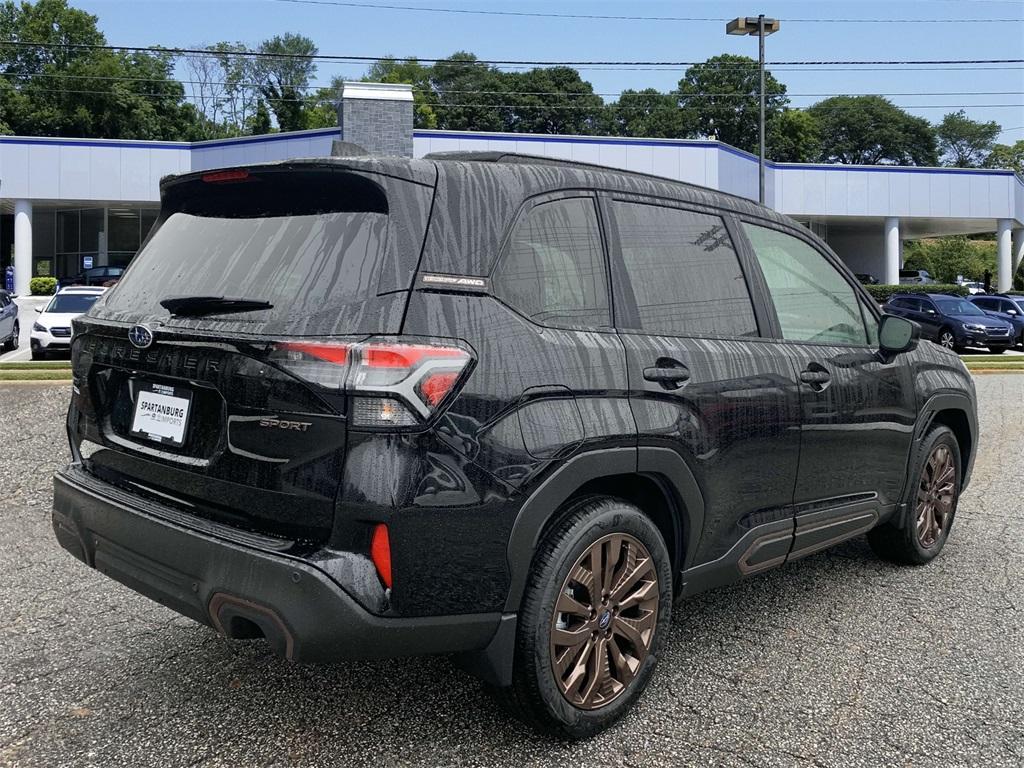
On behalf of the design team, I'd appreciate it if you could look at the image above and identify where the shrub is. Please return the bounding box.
[29,277,57,295]
[864,283,968,303]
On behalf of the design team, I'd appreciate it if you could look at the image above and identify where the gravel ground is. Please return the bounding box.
[1,377,1022,768]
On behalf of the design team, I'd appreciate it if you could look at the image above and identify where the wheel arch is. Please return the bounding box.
[502,447,703,613]
[916,392,977,491]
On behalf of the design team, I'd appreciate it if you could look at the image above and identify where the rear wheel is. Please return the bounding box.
[868,425,960,565]
[500,497,672,738]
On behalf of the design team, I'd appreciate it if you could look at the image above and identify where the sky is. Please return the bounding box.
[74,0,1024,141]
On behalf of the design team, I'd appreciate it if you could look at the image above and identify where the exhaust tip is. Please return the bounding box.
[208,592,295,660]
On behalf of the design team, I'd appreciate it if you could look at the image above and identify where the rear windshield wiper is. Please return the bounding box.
[159,296,274,317]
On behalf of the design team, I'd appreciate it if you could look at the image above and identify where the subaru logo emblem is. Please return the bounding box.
[598,609,612,630]
[128,325,154,349]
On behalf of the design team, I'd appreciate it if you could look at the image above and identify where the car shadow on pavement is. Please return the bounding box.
[104,536,890,760]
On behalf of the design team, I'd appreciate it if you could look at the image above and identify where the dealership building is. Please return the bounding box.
[2,81,1023,297]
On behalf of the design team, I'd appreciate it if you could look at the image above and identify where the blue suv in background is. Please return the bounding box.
[968,294,1024,348]
[885,293,1015,352]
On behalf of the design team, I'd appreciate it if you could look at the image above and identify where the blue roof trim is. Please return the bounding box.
[191,127,339,150]
[414,130,1022,181]
[0,136,189,150]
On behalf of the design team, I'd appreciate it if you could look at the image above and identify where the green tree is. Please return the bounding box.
[983,140,1024,175]
[365,57,437,128]
[503,67,605,135]
[676,54,788,153]
[430,52,509,132]
[255,33,317,132]
[936,110,1000,167]
[247,99,272,135]
[767,109,821,162]
[0,0,205,140]
[903,236,996,283]
[610,88,686,138]
[809,96,938,166]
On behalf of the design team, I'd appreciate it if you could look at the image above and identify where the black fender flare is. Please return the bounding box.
[892,390,978,528]
[502,446,705,613]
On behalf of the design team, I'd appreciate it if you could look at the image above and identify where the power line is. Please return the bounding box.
[267,0,1024,24]
[0,39,1020,68]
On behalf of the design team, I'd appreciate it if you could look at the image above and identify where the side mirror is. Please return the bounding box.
[926,309,937,315]
[879,315,919,356]
[34,307,43,313]
[1007,309,1018,316]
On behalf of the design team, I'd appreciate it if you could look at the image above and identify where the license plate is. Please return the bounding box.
[129,381,192,448]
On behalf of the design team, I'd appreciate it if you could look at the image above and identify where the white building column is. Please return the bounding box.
[996,219,1013,292]
[1012,228,1024,278]
[884,217,900,285]
[13,199,33,297]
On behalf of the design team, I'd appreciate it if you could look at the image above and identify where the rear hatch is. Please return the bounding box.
[69,160,437,545]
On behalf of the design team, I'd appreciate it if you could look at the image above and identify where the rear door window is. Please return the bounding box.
[492,196,610,329]
[611,201,758,338]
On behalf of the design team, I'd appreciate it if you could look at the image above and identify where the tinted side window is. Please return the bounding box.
[493,197,610,328]
[743,223,869,345]
[612,202,757,338]
[973,297,992,310]
[920,299,937,313]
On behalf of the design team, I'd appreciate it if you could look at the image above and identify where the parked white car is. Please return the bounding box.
[31,286,106,360]
[961,281,987,295]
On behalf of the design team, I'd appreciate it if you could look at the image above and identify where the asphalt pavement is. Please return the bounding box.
[1,377,1022,767]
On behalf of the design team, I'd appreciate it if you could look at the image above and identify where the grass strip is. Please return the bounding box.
[0,370,73,381]
[0,361,72,370]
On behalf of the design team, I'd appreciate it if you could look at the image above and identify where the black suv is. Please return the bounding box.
[885,293,1014,352]
[53,155,977,738]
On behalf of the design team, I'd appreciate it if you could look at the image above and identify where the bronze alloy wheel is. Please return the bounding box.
[549,533,660,711]
[916,444,956,548]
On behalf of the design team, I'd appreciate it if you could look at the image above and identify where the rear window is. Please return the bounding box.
[47,293,101,314]
[101,169,395,333]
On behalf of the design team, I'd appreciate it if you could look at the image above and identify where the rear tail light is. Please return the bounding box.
[268,338,472,429]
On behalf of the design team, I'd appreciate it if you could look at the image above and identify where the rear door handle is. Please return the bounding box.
[643,359,691,389]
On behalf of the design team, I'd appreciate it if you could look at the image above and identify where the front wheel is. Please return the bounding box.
[868,424,961,565]
[937,328,959,352]
[30,347,46,361]
[988,346,1008,354]
[500,497,672,738]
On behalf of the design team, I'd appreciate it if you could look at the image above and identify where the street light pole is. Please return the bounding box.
[726,15,780,205]
[758,14,765,206]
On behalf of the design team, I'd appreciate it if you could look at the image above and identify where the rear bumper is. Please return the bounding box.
[52,466,501,663]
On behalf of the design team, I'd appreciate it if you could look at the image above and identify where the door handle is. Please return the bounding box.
[643,360,691,390]
[799,366,831,391]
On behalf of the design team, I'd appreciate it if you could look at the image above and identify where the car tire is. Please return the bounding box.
[868,424,961,566]
[988,346,1007,354]
[30,347,46,361]
[497,496,672,739]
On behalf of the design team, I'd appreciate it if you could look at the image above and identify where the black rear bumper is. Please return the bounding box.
[52,466,501,663]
